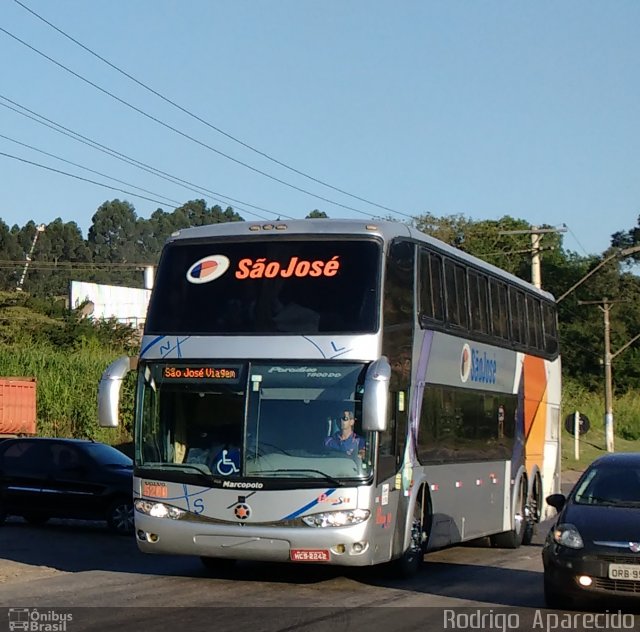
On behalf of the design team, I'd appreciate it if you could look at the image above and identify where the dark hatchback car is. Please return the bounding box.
[543,452,640,609]
[0,437,134,534]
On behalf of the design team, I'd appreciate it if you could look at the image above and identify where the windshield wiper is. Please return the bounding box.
[251,442,292,457]
[582,495,640,506]
[140,462,212,477]
[257,468,344,486]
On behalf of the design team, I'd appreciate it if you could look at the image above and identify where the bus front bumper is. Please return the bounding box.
[134,513,378,566]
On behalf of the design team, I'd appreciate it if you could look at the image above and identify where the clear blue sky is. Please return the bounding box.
[1,1,638,257]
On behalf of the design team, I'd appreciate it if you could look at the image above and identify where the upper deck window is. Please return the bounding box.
[145,238,381,335]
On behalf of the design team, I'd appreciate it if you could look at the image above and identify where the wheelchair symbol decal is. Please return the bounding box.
[216,449,239,476]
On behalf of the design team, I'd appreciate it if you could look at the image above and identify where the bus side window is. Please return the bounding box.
[379,415,396,457]
[376,391,407,484]
[376,396,398,484]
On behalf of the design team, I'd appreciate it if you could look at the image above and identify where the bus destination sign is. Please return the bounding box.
[163,366,240,381]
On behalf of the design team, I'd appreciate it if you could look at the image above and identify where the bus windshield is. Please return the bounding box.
[136,361,374,483]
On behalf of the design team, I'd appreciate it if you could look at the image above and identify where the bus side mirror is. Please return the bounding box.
[98,356,137,428]
[362,357,391,432]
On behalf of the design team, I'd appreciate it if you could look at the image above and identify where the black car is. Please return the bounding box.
[542,452,640,609]
[0,437,134,534]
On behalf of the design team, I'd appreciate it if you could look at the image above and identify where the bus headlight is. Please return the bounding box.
[135,499,187,520]
[302,509,370,528]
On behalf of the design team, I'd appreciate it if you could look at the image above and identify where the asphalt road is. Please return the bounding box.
[2,470,619,632]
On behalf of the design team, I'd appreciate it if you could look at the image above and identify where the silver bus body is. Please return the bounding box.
[99,219,561,568]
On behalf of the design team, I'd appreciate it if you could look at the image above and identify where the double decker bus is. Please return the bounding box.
[98,219,561,575]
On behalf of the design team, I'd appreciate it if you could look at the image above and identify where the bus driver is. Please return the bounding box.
[324,411,365,458]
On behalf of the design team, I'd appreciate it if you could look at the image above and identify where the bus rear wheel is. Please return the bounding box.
[522,474,542,546]
[521,517,535,546]
[490,480,526,549]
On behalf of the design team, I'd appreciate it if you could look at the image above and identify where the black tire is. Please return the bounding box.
[522,520,535,546]
[200,556,236,576]
[392,544,423,578]
[389,498,427,579]
[24,514,49,526]
[107,497,134,535]
[523,474,542,546]
[491,480,526,549]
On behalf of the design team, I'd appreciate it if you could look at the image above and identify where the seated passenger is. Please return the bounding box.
[209,424,242,476]
[324,411,365,458]
[185,428,240,476]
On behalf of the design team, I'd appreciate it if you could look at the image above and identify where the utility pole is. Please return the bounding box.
[531,230,542,289]
[16,224,46,292]
[601,299,613,453]
[500,225,567,289]
[578,298,640,453]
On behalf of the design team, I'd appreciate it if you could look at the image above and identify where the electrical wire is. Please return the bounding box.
[0,150,197,208]
[0,24,410,220]
[0,133,182,207]
[0,261,154,268]
[14,0,406,218]
[0,95,281,220]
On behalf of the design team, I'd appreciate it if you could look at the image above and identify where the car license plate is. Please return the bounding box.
[290,549,330,562]
[609,564,640,580]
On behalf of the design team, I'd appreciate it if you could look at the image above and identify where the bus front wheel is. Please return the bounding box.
[390,496,428,578]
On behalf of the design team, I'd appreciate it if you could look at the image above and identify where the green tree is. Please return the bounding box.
[21,219,92,296]
[0,221,25,290]
[88,200,138,262]
[171,200,243,227]
[413,213,541,279]
[87,200,141,286]
[306,209,328,218]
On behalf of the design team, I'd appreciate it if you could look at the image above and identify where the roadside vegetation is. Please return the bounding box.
[562,384,640,472]
[2,203,640,467]
[2,289,639,472]
[0,291,136,444]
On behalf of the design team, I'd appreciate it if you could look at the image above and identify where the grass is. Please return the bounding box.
[561,424,640,473]
[0,342,134,443]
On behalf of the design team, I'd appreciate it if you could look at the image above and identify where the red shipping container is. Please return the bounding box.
[0,377,37,436]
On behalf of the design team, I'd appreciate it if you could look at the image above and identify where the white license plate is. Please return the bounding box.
[609,564,640,580]
[290,549,330,562]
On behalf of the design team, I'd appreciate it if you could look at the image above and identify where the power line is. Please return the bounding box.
[0,260,154,269]
[0,95,280,220]
[0,151,182,207]
[14,0,406,218]
[564,224,595,258]
[480,247,552,258]
[0,132,183,208]
[0,25,410,221]
[0,147,277,224]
